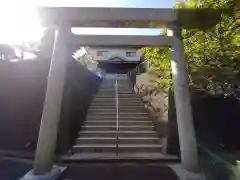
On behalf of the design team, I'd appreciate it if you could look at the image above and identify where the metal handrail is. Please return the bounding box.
[115,79,119,155]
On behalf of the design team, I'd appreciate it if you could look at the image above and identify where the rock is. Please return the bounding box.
[142,95,150,102]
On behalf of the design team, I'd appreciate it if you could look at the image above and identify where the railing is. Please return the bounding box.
[115,79,119,155]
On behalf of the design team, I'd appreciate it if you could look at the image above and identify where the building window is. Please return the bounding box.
[126,52,136,57]
[97,51,107,56]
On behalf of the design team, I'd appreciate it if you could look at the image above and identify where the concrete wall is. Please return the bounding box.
[0,58,101,156]
[57,59,102,154]
[0,59,50,152]
[88,47,141,62]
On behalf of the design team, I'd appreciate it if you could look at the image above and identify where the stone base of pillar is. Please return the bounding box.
[169,164,206,180]
[20,165,66,180]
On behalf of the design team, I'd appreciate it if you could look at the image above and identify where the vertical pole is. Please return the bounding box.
[20,40,24,61]
[33,25,71,175]
[167,26,199,173]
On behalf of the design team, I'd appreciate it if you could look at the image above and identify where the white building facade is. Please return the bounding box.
[87,47,141,62]
[74,47,142,76]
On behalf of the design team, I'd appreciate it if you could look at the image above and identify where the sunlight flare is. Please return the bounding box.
[0,5,44,44]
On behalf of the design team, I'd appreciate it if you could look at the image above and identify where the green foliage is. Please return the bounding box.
[141,29,172,90]
[141,0,240,95]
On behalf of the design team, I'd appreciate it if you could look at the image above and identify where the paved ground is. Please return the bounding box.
[0,157,32,180]
[0,157,179,180]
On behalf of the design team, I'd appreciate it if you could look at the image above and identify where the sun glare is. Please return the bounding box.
[0,5,44,45]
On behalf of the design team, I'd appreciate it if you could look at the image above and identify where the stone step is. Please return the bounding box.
[118,88,133,90]
[81,126,117,131]
[118,114,149,118]
[90,105,145,108]
[93,97,142,101]
[88,111,147,115]
[91,100,116,104]
[86,114,117,121]
[89,105,146,109]
[101,86,132,88]
[101,80,116,82]
[90,103,117,106]
[94,95,115,98]
[95,95,136,98]
[87,112,148,116]
[96,90,116,93]
[100,84,115,86]
[118,111,148,114]
[92,102,136,105]
[118,86,132,88]
[97,89,133,92]
[98,91,134,93]
[97,93,137,96]
[88,110,148,114]
[118,91,134,93]
[99,87,132,90]
[91,98,144,106]
[84,121,153,126]
[86,117,116,121]
[66,153,179,161]
[118,108,148,116]
[72,144,116,153]
[79,131,117,137]
[75,137,116,144]
[118,126,154,131]
[118,144,162,153]
[87,109,117,113]
[97,89,116,91]
[84,121,116,126]
[88,108,145,112]
[86,117,149,121]
[100,86,132,88]
[118,117,150,121]
[118,131,158,137]
[121,96,141,99]
[88,108,146,112]
[86,116,149,121]
[89,105,144,108]
[90,103,116,106]
[119,137,161,144]
[96,92,134,94]
[118,101,144,104]
[118,121,153,126]
[81,126,154,131]
[79,131,157,137]
[119,103,145,106]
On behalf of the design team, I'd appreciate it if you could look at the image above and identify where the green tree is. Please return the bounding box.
[141,30,171,90]
[141,0,240,95]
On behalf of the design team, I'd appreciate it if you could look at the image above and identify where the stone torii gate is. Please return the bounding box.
[21,7,221,180]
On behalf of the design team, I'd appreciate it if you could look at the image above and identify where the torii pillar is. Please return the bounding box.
[168,25,204,179]
[21,25,71,179]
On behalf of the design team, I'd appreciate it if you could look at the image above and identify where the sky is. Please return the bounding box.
[0,0,175,44]
[1,0,174,8]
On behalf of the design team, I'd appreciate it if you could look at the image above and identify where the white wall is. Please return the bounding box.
[87,47,141,62]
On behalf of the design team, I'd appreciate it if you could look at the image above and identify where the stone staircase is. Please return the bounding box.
[70,78,176,160]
